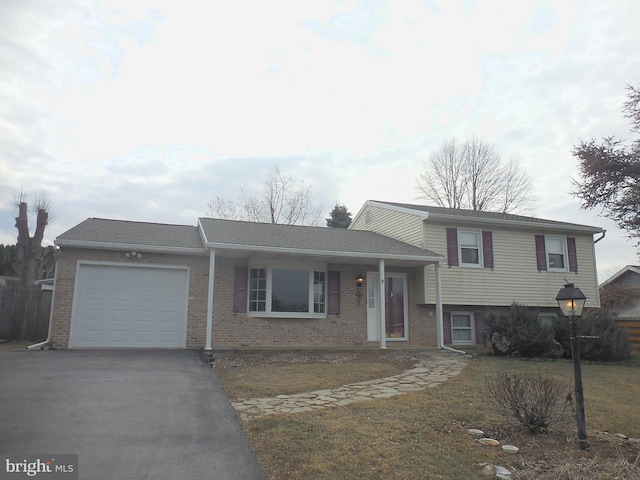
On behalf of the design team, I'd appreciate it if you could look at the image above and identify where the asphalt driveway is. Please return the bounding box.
[0,349,264,479]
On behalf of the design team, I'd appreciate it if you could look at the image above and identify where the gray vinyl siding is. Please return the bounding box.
[350,204,424,248]
[421,222,600,308]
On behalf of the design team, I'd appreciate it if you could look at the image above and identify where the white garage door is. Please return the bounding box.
[69,264,189,348]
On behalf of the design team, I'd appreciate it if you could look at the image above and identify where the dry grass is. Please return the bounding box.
[213,349,416,398]
[214,351,640,480]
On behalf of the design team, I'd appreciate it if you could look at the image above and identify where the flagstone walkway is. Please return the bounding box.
[230,350,471,421]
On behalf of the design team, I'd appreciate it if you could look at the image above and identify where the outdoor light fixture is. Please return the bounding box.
[556,282,586,318]
[355,274,365,303]
[556,282,589,450]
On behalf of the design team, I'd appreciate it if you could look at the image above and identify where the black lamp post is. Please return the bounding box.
[556,282,588,450]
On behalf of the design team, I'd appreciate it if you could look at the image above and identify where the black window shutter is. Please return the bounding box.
[567,237,578,273]
[327,271,340,316]
[233,266,248,313]
[535,235,547,271]
[446,228,459,267]
[482,231,494,269]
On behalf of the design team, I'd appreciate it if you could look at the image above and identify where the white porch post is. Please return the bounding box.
[205,249,216,351]
[434,261,444,348]
[379,259,386,349]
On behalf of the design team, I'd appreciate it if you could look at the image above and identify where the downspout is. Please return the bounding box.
[433,262,474,357]
[594,230,606,244]
[379,258,386,349]
[27,263,57,351]
[442,345,470,356]
[593,230,606,308]
[434,261,444,349]
[205,249,216,351]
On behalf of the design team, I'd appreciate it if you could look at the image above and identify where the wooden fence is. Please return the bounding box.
[618,319,640,352]
[0,282,51,341]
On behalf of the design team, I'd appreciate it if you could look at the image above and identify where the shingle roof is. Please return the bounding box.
[56,217,443,263]
[600,265,640,287]
[56,218,205,252]
[198,217,442,261]
[371,201,604,233]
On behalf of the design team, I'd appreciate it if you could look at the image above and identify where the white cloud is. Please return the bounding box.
[0,0,639,277]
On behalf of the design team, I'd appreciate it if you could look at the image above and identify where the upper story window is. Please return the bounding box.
[535,235,578,273]
[458,230,482,266]
[545,236,567,271]
[248,265,326,317]
[446,228,493,269]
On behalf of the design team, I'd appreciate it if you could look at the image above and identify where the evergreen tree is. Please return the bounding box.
[573,84,640,248]
[326,204,352,228]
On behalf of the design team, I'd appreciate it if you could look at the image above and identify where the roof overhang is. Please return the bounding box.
[204,241,443,267]
[425,212,605,234]
[350,200,429,229]
[55,239,207,255]
[362,200,604,235]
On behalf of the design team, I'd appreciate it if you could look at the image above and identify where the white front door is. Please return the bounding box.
[366,272,408,341]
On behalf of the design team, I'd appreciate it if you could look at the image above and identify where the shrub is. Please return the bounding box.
[554,311,633,362]
[484,303,556,357]
[484,370,572,433]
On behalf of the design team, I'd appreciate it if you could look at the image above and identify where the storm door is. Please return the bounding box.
[366,273,408,341]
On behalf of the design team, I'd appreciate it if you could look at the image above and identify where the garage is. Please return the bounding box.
[69,263,189,348]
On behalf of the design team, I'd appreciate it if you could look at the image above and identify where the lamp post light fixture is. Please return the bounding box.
[555,282,589,450]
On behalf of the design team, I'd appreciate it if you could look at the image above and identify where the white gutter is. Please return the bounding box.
[55,239,206,255]
[426,212,604,234]
[365,200,604,234]
[434,261,444,349]
[204,241,443,264]
[26,263,57,351]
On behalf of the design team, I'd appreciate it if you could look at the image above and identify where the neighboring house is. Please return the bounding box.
[47,200,604,350]
[599,265,640,350]
[349,201,604,347]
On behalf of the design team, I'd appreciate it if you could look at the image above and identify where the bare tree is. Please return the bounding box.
[416,138,466,209]
[416,136,534,214]
[500,159,535,214]
[207,196,238,220]
[14,191,52,286]
[463,137,503,211]
[599,282,640,314]
[208,166,322,225]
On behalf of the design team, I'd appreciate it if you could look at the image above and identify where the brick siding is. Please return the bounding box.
[51,248,438,349]
[50,248,209,348]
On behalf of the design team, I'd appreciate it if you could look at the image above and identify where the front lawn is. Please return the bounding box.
[214,351,640,480]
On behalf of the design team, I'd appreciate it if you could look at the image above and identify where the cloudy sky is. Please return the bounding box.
[1,0,639,281]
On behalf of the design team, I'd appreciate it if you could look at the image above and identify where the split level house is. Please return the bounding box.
[46,200,604,351]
